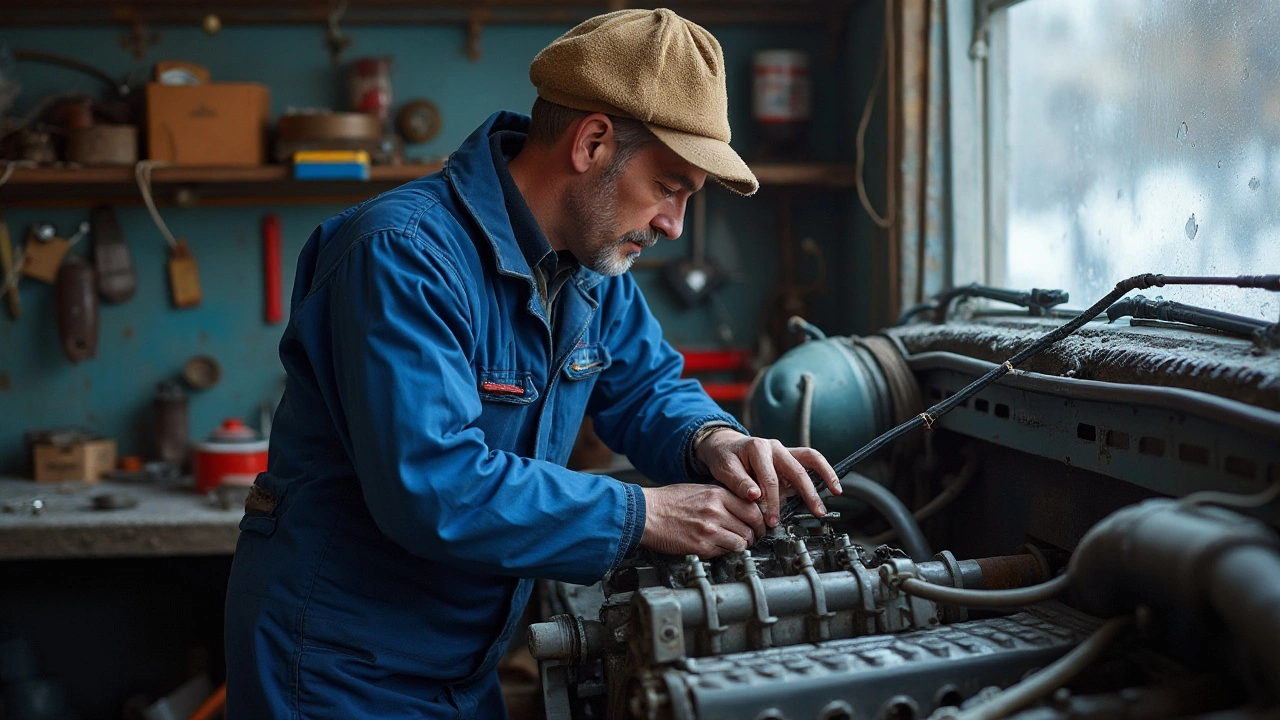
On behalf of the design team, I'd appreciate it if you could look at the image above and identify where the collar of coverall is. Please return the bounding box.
[445,110,607,293]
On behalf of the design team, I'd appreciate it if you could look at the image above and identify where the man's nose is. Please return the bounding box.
[651,199,687,241]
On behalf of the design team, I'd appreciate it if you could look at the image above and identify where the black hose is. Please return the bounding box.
[894,283,1069,326]
[783,273,1280,521]
[1107,294,1278,346]
[842,471,931,561]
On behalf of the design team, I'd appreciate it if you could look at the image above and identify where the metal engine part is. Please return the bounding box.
[633,604,1098,720]
[531,516,1056,720]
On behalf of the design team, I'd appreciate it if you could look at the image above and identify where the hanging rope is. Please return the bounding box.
[134,160,179,249]
[855,0,896,229]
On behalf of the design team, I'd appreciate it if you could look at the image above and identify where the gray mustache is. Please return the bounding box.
[619,229,661,249]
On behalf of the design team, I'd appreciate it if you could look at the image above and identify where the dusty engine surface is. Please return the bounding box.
[532,311,1280,720]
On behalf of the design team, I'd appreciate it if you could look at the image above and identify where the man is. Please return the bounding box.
[225,9,840,717]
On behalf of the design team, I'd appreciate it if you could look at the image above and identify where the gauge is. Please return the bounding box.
[396,99,442,144]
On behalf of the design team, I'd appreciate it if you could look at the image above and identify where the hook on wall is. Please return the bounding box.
[326,0,353,67]
[465,8,491,62]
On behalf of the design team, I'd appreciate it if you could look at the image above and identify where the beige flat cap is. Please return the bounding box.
[530,8,759,196]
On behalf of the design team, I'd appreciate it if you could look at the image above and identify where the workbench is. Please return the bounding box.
[0,476,243,560]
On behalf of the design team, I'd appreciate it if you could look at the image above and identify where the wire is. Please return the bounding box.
[12,49,128,96]
[846,471,932,561]
[1179,478,1280,511]
[855,0,894,229]
[0,160,17,188]
[899,572,1070,608]
[866,452,979,544]
[950,617,1132,720]
[134,160,178,249]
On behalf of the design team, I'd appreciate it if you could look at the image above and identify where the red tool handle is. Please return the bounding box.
[263,214,283,324]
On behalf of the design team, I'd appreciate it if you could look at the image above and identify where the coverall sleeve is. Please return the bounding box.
[586,274,747,485]
[324,230,642,585]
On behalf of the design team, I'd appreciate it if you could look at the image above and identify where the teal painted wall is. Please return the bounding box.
[0,20,870,472]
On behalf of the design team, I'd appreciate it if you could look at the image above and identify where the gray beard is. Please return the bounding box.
[564,165,662,276]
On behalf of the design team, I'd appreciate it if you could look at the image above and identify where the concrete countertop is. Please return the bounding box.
[0,477,244,560]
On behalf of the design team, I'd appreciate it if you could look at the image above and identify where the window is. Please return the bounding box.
[987,0,1279,322]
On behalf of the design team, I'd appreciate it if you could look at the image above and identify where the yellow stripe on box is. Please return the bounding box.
[292,150,371,164]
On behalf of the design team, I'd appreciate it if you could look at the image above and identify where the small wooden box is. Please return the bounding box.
[146,82,270,166]
[32,439,117,482]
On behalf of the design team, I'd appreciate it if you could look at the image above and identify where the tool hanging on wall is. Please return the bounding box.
[20,223,70,284]
[91,204,137,303]
[663,191,725,307]
[326,0,354,66]
[19,220,90,285]
[135,160,202,308]
[263,214,283,324]
[0,216,19,319]
[55,256,98,362]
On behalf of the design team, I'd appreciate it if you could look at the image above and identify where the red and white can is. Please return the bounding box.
[191,418,268,493]
[752,50,812,125]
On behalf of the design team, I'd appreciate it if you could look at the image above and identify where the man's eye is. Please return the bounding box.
[658,184,675,198]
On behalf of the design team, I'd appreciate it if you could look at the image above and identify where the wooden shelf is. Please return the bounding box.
[0,161,853,208]
[0,162,446,208]
[2,0,853,27]
[750,162,856,189]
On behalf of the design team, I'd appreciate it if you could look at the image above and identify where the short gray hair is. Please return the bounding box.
[528,97,658,172]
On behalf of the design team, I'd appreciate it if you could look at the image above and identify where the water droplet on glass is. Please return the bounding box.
[1191,141,1196,148]
[1201,109,1207,119]
[1185,214,1199,240]
[1116,189,1122,200]
[1217,160,1223,168]
[1242,67,1250,81]
[1249,177,1261,190]
[1176,122,1188,143]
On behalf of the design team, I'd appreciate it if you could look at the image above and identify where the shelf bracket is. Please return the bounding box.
[117,15,159,60]
[465,8,491,62]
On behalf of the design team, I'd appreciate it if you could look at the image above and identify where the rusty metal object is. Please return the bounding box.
[182,354,222,390]
[66,124,138,166]
[278,112,381,142]
[275,111,383,163]
[54,257,98,362]
[975,553,1049,590]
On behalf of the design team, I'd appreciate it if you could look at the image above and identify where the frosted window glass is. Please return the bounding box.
[1004,0,1280,322]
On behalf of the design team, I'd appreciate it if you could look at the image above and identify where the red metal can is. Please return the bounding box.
[191,418,268,493]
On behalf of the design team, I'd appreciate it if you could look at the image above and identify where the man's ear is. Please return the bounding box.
[569,113,615,174]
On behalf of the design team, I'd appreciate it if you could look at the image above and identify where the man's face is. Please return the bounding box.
[563,141,707,276]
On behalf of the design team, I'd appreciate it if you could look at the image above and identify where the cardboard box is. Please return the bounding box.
[32,438,117,482]
[147,82,270,165]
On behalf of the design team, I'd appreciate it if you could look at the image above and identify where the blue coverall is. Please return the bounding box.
[224,111,745,717]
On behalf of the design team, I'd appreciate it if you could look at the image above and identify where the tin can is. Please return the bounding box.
[752,50,811,158]
[153,381,189,468]
[350,57,393,123]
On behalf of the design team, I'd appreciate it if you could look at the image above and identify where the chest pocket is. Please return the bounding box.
[477,370,541,405]
[563,342,611,380]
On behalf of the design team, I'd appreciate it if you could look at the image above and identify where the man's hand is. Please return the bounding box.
[640,484,766,558]
[694,429,840,528]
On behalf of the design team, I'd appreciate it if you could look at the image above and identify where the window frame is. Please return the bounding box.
[951,0,1023,291]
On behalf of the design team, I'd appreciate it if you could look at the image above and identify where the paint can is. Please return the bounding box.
[752,49,811,159]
